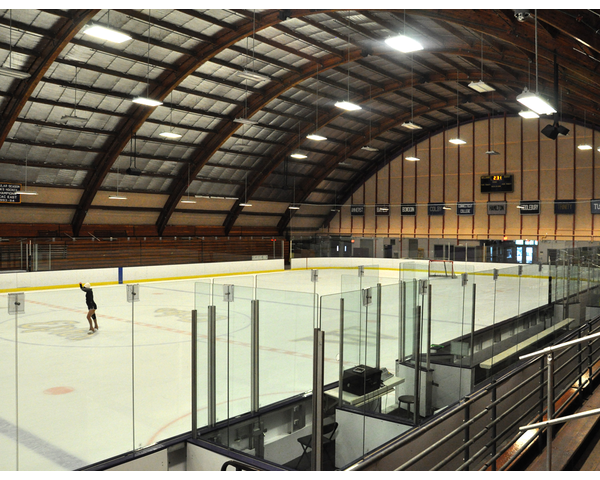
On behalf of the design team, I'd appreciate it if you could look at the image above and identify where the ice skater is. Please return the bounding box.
[79,282,98,334]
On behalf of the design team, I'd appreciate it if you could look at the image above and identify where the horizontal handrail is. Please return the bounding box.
[519,407,600,431]
[519,331,600,360]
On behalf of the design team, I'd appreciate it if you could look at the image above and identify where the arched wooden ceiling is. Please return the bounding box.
[2,9,600,236]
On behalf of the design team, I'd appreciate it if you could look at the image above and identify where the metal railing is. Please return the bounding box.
[345,316,600,471]
[518,331,600,470]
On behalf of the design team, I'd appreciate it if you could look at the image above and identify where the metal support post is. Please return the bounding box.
[191,309,198,439]
[546,352,555,471]
[251,300,260,413]
[312,328,325,471]
[376,283,382,369]
[338,297,345,409]
[207,305,217,427]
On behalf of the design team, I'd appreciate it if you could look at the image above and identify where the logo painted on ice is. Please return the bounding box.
[19,320,93,341]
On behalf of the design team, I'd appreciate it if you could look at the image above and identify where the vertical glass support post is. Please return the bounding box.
[399,281,406,363]
[311,328,325,471]
[469,283,477,369]
[338,297,344,409]
[413,304,421,425]
[376,283,382,369]
[207,305,217,427]
[191,309,198,439]
[251,300,259,413]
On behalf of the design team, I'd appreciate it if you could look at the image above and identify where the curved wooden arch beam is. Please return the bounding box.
[71,9,331,236]
[0,10,99,147]
[154,45,362,235]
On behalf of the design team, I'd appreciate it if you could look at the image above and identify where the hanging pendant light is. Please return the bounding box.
[181,164,197,203]
[449,69,466,145]
[578,111,592,150]
[236,11,270,83]
[239,174,252,207]
[469,33,495,93]
[335,31,362,112]
[132,11,162,107]
[15,151,37,196]
[109,168,127,200]
[384,11,423,53]
[61,66,88,126]
[308,64,327,141]
[160,92,182,139]
[406,54,420,161]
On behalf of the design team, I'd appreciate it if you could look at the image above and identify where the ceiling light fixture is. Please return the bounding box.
[336,32,363,112]
[516,12,556,116]
[236,11,269,83]
[84,24,131,43]
[307,133,326,141]
[288,205,300,210]
[385,35,423,53]
[362,146,379,152]
[181,163,196,204]
[385,10,423,53]
[159,131,182,139]
[335,100,361,111]
[402,121,422,130]
[109,167,126,200]
[405,156,420,161]
[468,80,495,93]
[239,174,252,207]
[308,63,327,141]
[133,96,162,107]
[449,69,466,145]
[578,111,592,150]
[291,152,307,159]
[519,110,539,119]
[468,34,495,93]
[517,88,556,115]
[406,55,420,162]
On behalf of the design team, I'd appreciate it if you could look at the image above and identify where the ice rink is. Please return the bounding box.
[0,262,551,470]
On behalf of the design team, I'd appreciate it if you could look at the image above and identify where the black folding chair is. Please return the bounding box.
[295,421,338,469]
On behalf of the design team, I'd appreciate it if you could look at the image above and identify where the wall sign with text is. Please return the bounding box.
[456,202,474,216]
[350,205,364,216]
[0,183,21,203]
[519,200,540,215]
[401,203,416,216]
[554,200,576,215]
[375,204,390,216]
[591,200,600,214]
[487,201,507,215]
[428,203,445,216]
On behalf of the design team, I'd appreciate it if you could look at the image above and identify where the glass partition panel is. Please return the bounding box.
[11,285,134,470]
[0,292,17,470]
[194,280,212,430]
[212,274,256,290]
[319,291,343,387]
[215,284,253,423]
[256,287,314,408]
[133,282,193,448]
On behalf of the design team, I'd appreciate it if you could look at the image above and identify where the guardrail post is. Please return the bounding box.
[546,352,554,471]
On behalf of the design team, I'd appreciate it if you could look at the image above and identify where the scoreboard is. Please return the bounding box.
[481,174,513,193]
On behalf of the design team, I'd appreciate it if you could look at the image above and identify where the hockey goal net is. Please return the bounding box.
[428,260,455,278]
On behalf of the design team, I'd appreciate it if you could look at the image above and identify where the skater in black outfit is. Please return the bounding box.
[80,282,98,334]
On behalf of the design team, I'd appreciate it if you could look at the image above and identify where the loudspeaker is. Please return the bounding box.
[342,365,382,396]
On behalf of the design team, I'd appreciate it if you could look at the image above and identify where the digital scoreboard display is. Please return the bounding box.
[481,174,514,193]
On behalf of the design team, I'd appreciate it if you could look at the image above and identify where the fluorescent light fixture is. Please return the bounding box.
[290,152,307,159]
[443,206,452,210]
[159,131,182,139]
[402,121,422,130]
[405,156,420,161]
[517,205,525,209]
[578,143,593,151]
[180,199,197,204]
[335,100,362,111]
[361,146,379,152]
[516,88,556,115]
[61,115,88,126]
[0,66,30,79]
[468,80,495,93]
[239,202,252,207]
[307,133,327,141]
[385,35,423,53]
[288,205,300,210]
[132,97,163,107]
[449,138,467,145]
[237,70,270,82]
[519,110,539,119]
[84,25,132,43]
[15,190,38,196]
[233,118,258,125]
[108,194,127,200]
[486,150,500,155]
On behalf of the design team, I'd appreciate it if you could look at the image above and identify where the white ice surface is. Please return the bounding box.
[0,263,551,470]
